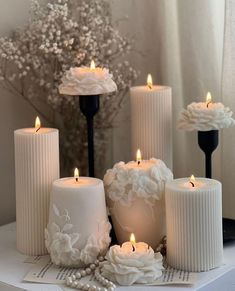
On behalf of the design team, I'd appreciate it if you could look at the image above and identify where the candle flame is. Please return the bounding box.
[130,233,136,244]
[147,74,153,89]
[35,116,41,132]
[74,168,79,182]
[90,60,96,70]
[206,92,212,107]
[136,149,142,165]
[189,175,195,187]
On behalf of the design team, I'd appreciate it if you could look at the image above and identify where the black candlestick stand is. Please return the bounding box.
[198,130,219,178]
[79,95,100,177]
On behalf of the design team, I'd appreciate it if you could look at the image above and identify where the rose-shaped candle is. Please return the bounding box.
[59,60,117,177]
[104,151,173,249]
[177,92,235,178]
[101,233,163,285]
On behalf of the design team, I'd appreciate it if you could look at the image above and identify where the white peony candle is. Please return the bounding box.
[101,233,163,286]
[104,151,173,249]
[177,92,235,131]
[45,169,111,267]
[130,75,172,169]
[59,60,117,96]
[165,176,223,272]
[14,117,59,255]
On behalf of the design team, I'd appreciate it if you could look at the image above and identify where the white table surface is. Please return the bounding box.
[0,223,235,291]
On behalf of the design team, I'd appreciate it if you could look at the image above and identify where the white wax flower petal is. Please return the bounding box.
[104,158,173,206]
[177,102,235,131]
[101,245,164,285]
[59,67,117,95]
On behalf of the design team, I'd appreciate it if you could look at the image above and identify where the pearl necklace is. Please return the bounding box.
[66,256,116,291]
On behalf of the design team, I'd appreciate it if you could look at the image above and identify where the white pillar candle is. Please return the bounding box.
[104,151,173,249]
[130,75,172,169]
[165,176,223,272]
[14,117,59,255]
[45,172,111,267]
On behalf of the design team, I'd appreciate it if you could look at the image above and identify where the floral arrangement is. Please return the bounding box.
[177,102,235,131]
[45,204,111,266]
[0,0,138,175]
[104,158,173,206]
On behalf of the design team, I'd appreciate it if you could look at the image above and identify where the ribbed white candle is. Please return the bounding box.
[14,127,59,255]
[165,178,223,272]
[130,85,172,169]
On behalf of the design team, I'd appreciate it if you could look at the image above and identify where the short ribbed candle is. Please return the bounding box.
[14,127,59,255]
[130,86,172,169]
[165,178,223,272]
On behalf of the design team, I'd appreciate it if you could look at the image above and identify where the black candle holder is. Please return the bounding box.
[198,130,219,178]
[79,94,100,177]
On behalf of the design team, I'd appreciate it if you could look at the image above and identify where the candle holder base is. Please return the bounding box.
[79,95,100,177]
[198,130,219,178]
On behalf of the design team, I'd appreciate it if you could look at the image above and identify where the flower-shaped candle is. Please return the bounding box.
[59,60,117,177]
[177,92,235,178]
[104,151,173,249]
[178,92,235,131]
[59,60,117,96]
[101,233,163,285]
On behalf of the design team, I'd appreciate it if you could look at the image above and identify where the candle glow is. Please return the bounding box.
[189,175,195,187]
[136,149,142,165]
[130,233,136,251]
[147,74,153,89]
[90,60,96,70]
[35,116,41,132]
[206,92,212,108]
[74,168,79,182]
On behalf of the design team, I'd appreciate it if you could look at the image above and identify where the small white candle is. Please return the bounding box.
[165,176,223,272]
[178,92,235,131]
[130,74,172,169]
[104,150,173,249]
[59,60,117,96]
[45,169,111,267]
[14,117,59,255]
[101,233,163,285]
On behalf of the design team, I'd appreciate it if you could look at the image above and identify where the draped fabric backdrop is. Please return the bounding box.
[1,0,235,225]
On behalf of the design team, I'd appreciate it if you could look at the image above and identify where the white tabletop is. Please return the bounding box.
[0,223,235,291]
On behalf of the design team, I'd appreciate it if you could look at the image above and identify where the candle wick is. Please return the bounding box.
[76,178,78,182]
[190,181,195,187]
[138,161,140,165]
[148,84,152,90]
[36,126,41,133]
[132,245,135,252]
[206,101,212,108]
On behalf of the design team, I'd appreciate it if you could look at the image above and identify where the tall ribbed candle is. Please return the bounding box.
[165,177,223,272]
[14,119,59,255]
[130,75,172,169]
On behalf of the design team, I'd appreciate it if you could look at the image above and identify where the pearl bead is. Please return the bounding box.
[72,281,78,287]
[76,272,81,279]
[71,274,76,280]
[103,279,109,285]
[86,267,92,275]
[66,277,72,286]
[97,288,102,291]
[83,284,90,290]
[89,286,97,291]
[77,282,83,289]
[90,263,96,270]
[81,270,86,277]
[99,256,104,261]
[95,259,100,265]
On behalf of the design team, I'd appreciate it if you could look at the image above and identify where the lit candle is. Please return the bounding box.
[45,171,111,267]
[104,151,173,249]
[130,74,172,169]
[101,233,163,285]
[59,60,117,96]
[165,176,223,272]
[178,91,235,131]
[14,117,59,255]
